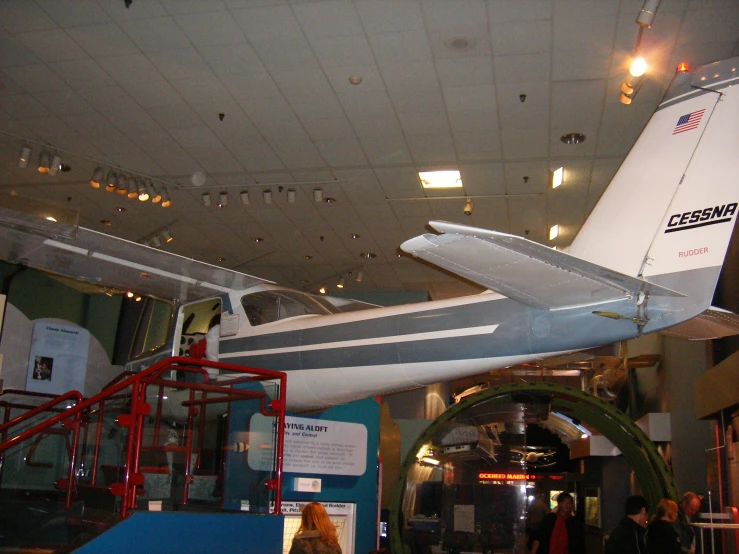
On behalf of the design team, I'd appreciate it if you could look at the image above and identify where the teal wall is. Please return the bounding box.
[0,261,121,360]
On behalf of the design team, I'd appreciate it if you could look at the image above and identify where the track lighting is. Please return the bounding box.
[147,180,161,203]
[116,174,128,196]
[463,198,473,216]
[202,192,211,206]
[630,57,647,77]
[287,189,296,203]
[48,154,62,177]
[161,228,173,243]
[160,188,171,208]
[38,150,50,173]
[355,270,363,283]
[18,145,31,169]
[151,234,162,248]
[319,285,327,294]
[240,191,250,205]
[127,178,138,199]
[90,167,104,189]
[313,188,323,202]
[263,190,272,204]
[219,192,228,207]
[105,172,117,192]
[337,276,345,289]
[137,179,149,201]
[636,0,661,27]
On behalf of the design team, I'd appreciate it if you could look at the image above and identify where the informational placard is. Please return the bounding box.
[25,321,89,395]
[247,414,367,476]
[454,504,475,533]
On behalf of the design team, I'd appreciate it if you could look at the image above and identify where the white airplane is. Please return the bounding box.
[1,57,738,412]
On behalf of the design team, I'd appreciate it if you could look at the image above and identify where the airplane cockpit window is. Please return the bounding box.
[241,290,336,326]
[117,297,173,364]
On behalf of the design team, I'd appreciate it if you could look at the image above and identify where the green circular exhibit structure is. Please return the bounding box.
[389,382,676,553]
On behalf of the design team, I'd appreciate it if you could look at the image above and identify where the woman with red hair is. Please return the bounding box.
[289,502,342,554]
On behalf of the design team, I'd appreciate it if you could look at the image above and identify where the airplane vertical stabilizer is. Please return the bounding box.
[568,58,739,305]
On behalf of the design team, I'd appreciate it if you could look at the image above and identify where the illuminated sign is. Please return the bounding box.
[478,472,541,481]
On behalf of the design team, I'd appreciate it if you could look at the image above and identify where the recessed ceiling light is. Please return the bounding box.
[560,133,586,145]
[350,233,360,239]
[444,36,475,51]
[324,197,336,204]
[217,257,226,262]
[419,170,462,189]
[360,252,376,259]
[101,220,112,226]
[303,255,313,260]
[253,237,264,243]
[45,216,57,222]
[348,75,363,85]
[114,206,127,213]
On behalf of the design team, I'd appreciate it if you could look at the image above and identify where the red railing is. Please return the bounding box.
[0,357,287,518]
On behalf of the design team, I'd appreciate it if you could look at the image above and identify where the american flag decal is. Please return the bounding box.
[673,109,705,135]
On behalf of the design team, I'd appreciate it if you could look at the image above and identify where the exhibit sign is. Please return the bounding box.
[25,321,89,395]
[248,414,367,476]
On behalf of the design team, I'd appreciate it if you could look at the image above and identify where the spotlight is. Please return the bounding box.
[90,167,104,189]
[18,145,31,168]
[287,189,296,203]
[105,172,117,192]
[313,188,323,202]
[127,178,138,199]
[151,234,162,248]
[263,190,272,204]
[319,285,327,294]
[355,270,363,283]
[630,57,647,77]
[137,179,149,201]
[219,192,228,207]
[636,0,661,28]
[620,82,634,95]
[337,276,345,289]
[48,154,62,177]
[161,228,173,243]
[619,93,633,105]
[463,198,473,216]
[202,192,211,206]
[160,188,171,208]
[147,180,161,203]
[240,190,250,205]
[116,174,128,196]
[38,150,50,173]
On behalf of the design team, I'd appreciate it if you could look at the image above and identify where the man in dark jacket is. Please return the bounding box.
[605,495,648,554]
[531,492,586,554]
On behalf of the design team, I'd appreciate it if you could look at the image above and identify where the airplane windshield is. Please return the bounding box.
[241,290,337,326]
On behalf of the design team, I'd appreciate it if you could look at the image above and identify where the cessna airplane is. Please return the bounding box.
[1,57,738,412]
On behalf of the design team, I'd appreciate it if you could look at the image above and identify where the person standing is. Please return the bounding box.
[530,492,586,554]
[675,492,701,554]
[604,495,648,554]
[647,499,681,554]
[289,502,342,554]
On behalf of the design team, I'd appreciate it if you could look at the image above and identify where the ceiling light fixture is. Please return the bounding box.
[463,198,473,216]
[48,154,62,177]
[90,167,103,189]
[161,228,173,243]
[287,189,296,203]
[253,237,264,243]
[151,234,162,248]
[552,167,564,189]
[137,179,149,201]
[630,57,647,77]
[219,192,228,207]
[355,269,363,283]
[636,0,661,28]
[105,172,117,192]
[38,150,50,173]
[337,276,345,289]
[147,180,161,203]
[202,192,211,206]
[116,174,128,196]
[324,197,336,204]
[263,190,272,204]
[18,145,31,168]
[240,191,250,205]
[560,133,586,145]
[160,188,171,208]
[313,188,323,202]
[127,178,138,199]
[360,252,376,259]
[549,224,559,241]
[419,170,463,189]
[319,285,327,295]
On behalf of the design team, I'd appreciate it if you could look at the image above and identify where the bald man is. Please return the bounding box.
[674,492,701,554]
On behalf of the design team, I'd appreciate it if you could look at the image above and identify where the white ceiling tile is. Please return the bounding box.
[292,1,363,38]
[338,88,394,116]
[16,29,88,62]
[428,31,492,62]
[447,109,498,135]
[500,129,549,159]
[149,48,215,81]
[0,1,57,33]
[48,59,117,90]
[497,82,550,130]
[77,85,140,113]
[169,78,233,106]
[368,30,433,64]
[314,137,368,167]
[2,64,69,94]
[442,84,496,112]
[148,103,203,131]
[406,133,457,164]
[169,125,223,149]
[379,60,439,91]
[487,0,552,23]
[325,64,385,94]
[397,112,449,135]
[348,113,403,138]
[98,1,169,21]
[121,77,186,109]
[553,47,613,81]
[553,0,620,19]
[0,93,50,119]
[551,80,606,129]
[355,0,424,34]
[454,132,502,161]
[161,0,226,15]
[554,14,616,52]
[187,146,244,173]
[508,195,547,238]
[389,87,445,114]
[679,7,739,44]
[35,87,94,116]
[0,36,43,67]
[199,44,264,78]
[270,139,325,169]
[359,136,412,165]
[490,20,552,56]
[459,163,505,196]
[37,0,112,27]
[119,16,191,52]
[231,5,304,41]
[301,118,356,141]
[494,53,551,83]
[65,24,140,59]
[311,35,376,68]
[174,10,244,46]
[435,57,494,87]
[226,73,283,106]
[251,38,320,71]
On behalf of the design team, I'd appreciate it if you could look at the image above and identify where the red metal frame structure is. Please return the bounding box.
[0,357,287,519]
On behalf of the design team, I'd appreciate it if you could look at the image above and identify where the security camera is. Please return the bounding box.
[463,199,473,216]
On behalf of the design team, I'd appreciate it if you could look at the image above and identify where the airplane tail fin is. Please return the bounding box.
[568,57,739,318]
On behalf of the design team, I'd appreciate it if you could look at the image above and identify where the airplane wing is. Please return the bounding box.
[660,306,739,340]
[0,202,270,303]
[400,220,685,310]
